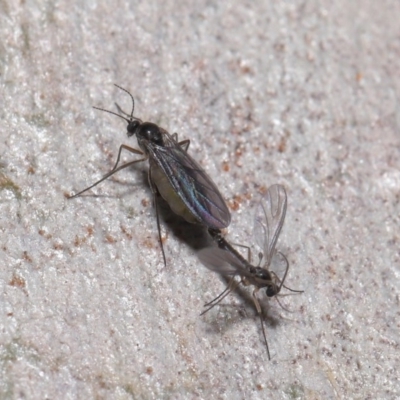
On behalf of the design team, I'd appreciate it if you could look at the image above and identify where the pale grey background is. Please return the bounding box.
[1,1,399,399]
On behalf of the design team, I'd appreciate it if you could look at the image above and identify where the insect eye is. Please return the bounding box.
[127,120,140,137]
[266,285,278,297]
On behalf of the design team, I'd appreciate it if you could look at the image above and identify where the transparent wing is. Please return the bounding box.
[147,129,231,230]
[253,184,287,267]
[198,247,254,279]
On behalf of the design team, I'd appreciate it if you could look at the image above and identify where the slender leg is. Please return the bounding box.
[68,145,146,198]
[148,167,167,268]
[171,132,190,152]
[229,241,252,263]
[178,138,190,152]
[201,277,240,315]
[252,288,271,360]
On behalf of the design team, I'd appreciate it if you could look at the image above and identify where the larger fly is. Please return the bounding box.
[198,184,302,359]
[69,85,231,266]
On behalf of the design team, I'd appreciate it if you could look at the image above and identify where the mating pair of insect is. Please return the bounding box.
[69,85,301,359]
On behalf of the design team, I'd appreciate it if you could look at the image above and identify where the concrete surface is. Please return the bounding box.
[0,0,399,399]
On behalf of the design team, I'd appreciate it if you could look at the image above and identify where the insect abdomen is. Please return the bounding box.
[151,162,200,225]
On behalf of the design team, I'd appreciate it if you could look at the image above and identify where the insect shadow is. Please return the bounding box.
[68,85,231,266]
[198,184,303,359]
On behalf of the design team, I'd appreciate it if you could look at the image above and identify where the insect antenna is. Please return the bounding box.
[275,251,303,294]
[92,84,142,126]
[114,102,132,119]
[92,106,130,124]
[276,251,290,293]
[113,84,136,118]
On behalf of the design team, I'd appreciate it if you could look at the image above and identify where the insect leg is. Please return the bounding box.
[68,145,146,198]
[228,241,252,263]
[171,133,190,152]
[148,167,167,268]
[200,276,239,316]
[178,138,190,152]
[252,287,271,360]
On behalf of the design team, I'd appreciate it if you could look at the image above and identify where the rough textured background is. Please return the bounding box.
[1,1,399,399]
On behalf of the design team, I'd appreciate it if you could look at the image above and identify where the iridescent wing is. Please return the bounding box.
[146,129,231,230]
[253,184,287,267]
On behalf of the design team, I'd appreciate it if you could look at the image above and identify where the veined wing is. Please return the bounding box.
[198,246,254,279]
[147,129,231,230]
[253,184,287,267]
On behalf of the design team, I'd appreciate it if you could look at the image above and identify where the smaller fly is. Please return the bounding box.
[69,85,231,266]
[198,184,302,359]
